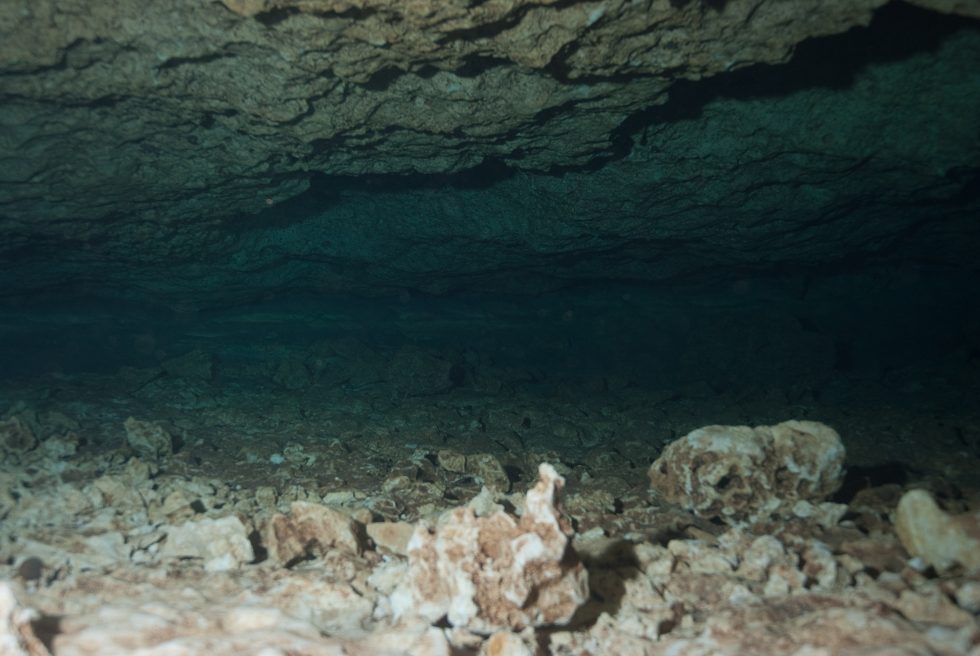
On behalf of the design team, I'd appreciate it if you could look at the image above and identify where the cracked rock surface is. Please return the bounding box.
[1,1,979,302]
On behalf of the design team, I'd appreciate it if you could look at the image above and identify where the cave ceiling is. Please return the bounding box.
[0,0,978,303]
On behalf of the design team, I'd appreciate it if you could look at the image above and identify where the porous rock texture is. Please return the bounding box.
[1,1,979,302]
[648,419,846,522]
[0,582,46,656]
[391,463,588,634]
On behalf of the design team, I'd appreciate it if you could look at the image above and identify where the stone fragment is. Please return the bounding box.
[266,501,364,566]
[894,489,980,574]
[736,535,786,582]
[39,432,78,459]
[0,416,37,453]
[648,420,845,521]
[954,581,980,613]
[466,453,511,492]
[438,449,467,474]
[391,463,588,634]
[159,515,254,572]
[893,587,975,626]
[160,349,214,380]
[482,631,533,656]
[366,521,415,556]
[0,582,47,656]
[122,417,173,460]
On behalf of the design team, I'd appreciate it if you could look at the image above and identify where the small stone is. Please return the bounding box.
[954,581,980,613]
[482,631,533,656]
[159,515,254,572]
[15,557,43,582]
[438,449,467,474]
[266,501,365,565]
[123,417,173,460]
[894,489,980,574]
[466,454,511,492]
[0,416,37,453]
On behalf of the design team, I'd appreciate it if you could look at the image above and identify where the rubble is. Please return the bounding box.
[0,363,978,655]
[123,417,173,460]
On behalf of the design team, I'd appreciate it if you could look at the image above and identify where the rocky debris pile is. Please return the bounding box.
[1,403,979,654]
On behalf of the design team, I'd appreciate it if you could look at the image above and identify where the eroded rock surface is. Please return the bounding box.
[895,489,980,574]
[1,349,979,654]
[1,2,979,303]
[391,463,589,634]
[648,419,846,522]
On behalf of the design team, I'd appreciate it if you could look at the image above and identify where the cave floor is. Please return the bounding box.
[1,354,979,654]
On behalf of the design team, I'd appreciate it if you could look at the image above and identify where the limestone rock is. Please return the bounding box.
[648,420,846,521]
[894,489,980,574]
[366,521,414,556]
[122,417,173,460]
[266,501,364,566]
[49,598,451,656]
[391,463,588,634]
[0,582,47,656]
[159,515,254,572]
[466,454,511,493]
[0,416,37,454]
[481,631,533,656]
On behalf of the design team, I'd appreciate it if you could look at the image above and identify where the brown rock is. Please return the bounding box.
[648,420,845,522]
[391,463,588,634]
[266,501,365,566]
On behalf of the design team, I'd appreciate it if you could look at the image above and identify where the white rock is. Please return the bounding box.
[265,501,364,566]
[894,489,980,574]
[649,420,845,521]
[159,515,254,571]
[391,463,588,634]
[955,581,980,613]
[0,582,45,656]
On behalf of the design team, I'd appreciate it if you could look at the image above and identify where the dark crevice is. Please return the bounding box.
[436,0,583,44]
[546,1,980,176]
[832,463,917,504]
[157,52,234,71]
[252,5,377,26]
[361,66,406,91]
[455,54,511,78]
[31,615,62,653]
[252,6,300,26]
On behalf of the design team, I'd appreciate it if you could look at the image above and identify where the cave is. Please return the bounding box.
[1,0,979,653]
